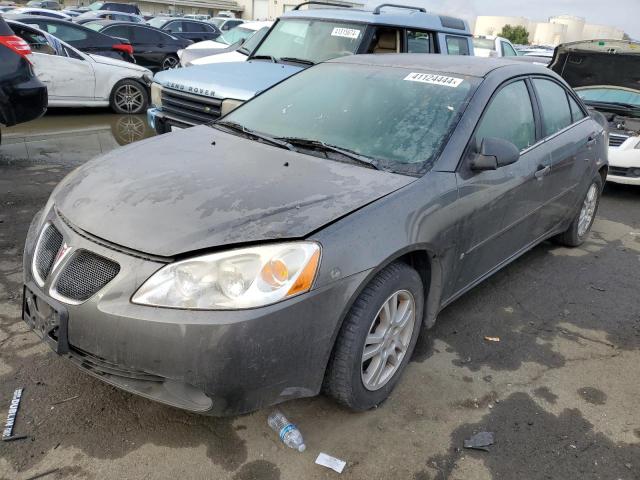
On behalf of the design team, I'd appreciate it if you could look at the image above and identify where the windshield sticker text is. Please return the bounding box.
[331,27,360,39]
[403,73,464,88]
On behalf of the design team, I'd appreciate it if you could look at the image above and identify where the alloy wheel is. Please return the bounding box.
[162,56,178,70]
[578,183,598,237]
[113,84,144,114]
[361,290,416,391]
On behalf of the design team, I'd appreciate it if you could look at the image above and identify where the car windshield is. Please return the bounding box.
[473,38,495,50]
[218,25,254,45]
[238,26,268,54]
[26,1,42,6]
[147,17,169,28]
[222,63,476,175]
[252,19,365,64]
[576,87,640,112]
[87,1,104,11]
[84,22,102,31]
[210,18,224,27]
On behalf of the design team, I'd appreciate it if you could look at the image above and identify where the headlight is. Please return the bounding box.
[151,83,163,107]
[221,98,243,117]
[132,242,321,310]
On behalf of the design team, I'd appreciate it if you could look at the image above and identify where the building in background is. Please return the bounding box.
[234,0,362,21]
[475,14,625,46]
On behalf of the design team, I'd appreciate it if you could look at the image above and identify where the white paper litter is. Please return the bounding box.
[315,453,346,473]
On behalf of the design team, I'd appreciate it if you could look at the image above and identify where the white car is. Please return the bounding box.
[9,20,152,113]
[209,16,243,32]
[473,35,519,57]
[5,7,70,20]
[179,21,272,66]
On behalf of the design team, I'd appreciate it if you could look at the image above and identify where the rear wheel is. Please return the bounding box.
[325,262,424,410]
[554,173,603,247]
[161,54,179,70]
[109,79,148,114]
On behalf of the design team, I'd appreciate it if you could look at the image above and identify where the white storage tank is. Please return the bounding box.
[550,15,585,43]
[532,22,567,46]
[582,23,625,40]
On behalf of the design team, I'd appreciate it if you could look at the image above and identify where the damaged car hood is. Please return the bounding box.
[549,40,640,91]
[53,125,415,257]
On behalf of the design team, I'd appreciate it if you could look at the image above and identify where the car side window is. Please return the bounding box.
[43,23,88,42]
[103,25,131,40]
[568,95,586,122]
[133,27,164,43]
[12,25,57,55]
[475,80,536,151]
[165,21,184,33]
[185,22,206,33]
[406,29,433,53]
[446,35,470,55]
[533,78,573,137]
[501,41,517,56]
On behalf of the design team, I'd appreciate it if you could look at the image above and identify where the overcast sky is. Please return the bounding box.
[364,0,640,38]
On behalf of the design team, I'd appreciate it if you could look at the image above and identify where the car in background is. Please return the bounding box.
[76,1,141,15]
[184,14,210,21]
[209,16,243,32]
[26,0,60,10]
[148,3,475,134]
[551,39,640,186]
[22,55,607,415]
[146,17,220,43]
[61,9,81,18]
[0,5,16,13]
[11,15,135,62]
[5,7,70,19]
[84,20,192,70]
[179,20,272,67]
[75,10,144,24]
[473,35,519,57]
[8,19,152,113]
[0,15,47,140]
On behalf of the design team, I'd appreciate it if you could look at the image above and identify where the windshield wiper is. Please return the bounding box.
[279,56,315,66]
[276,137,379,170]
[584,100,640,113]
[214,121,294,150]
[251,54,276,62]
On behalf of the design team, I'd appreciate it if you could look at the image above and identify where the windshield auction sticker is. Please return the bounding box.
[404,72,464,88]
[331,27,361,39]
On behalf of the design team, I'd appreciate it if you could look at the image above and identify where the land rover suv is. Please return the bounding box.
[147,2,474,134]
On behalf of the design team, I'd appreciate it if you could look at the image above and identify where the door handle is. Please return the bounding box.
[587,134,597,146]
[535,165,551,179]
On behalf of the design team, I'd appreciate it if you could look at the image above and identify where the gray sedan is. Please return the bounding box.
[22,54,607,415]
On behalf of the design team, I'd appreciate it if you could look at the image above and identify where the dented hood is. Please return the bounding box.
[550,40,640,91]
[53,126,414,257]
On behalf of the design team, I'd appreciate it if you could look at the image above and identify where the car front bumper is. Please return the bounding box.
[23,208,369,416]
[607,173,640,185]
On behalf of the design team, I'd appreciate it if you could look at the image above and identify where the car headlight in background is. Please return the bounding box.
[132,242,321,309]
[221,98,243,117]
[151,83,163,107]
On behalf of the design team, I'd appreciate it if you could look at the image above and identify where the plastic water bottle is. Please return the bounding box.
[268,409,306,452]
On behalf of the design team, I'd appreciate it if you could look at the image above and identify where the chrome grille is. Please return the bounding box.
[609,134,629,147]
[54,250,120,302]
[34,225,63,282]
[161,88,223,127]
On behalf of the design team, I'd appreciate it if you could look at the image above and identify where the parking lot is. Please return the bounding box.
[1,110,639,479]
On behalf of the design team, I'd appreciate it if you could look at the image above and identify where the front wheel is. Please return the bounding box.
[161,54,179,70]
[109,79,149,114]
[554,173,603,247]
[325,262,424,411]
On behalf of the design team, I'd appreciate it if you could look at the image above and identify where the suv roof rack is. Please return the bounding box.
[372,3,427,14]
[293,1,353,10]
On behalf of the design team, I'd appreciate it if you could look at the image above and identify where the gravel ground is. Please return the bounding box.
[1,112,639,480]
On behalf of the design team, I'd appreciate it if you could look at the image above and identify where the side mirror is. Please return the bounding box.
[470,137,520,171]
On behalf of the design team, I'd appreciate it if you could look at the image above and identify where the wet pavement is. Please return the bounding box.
[1,111,639,480]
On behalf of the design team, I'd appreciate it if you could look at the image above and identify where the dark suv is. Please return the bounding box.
[80,1,141,15]
[0,16,47,141]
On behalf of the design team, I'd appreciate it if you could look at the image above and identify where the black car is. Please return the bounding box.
[85,20,192,70]
[0,16,47,141]
[75,10,144,25]
[77,1,141,15]
[147,17,221,43]
[9,15,135,62]
[26,0,61,10]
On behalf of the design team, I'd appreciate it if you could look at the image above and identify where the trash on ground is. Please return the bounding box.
[51,394,80,406]
[267,409,306,452]
[24,468,59,480]
[484,336,500,342]
[464,431,495,451]
[3,388,23,441]
[316,452,347,474]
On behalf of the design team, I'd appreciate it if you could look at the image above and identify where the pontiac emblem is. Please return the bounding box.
[52,243,72,271]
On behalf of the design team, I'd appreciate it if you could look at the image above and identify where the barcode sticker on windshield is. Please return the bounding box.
[404,73,463,88]
[331,27,360,39]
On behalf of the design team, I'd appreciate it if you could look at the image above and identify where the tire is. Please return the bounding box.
[554,173,603,247]
[325,262,424,411]
[109,79,149,115]
[161,54,179,70]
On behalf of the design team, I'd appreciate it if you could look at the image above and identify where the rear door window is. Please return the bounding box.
[185,21,206,33]
[406,30,433,53]
[133,27,166,43]
[568,95,586,122]
[102,25,132,41]
[446,35,470,55]
[475,80,536,151]
[501,41,517,56]
[533,78,573,137]
[41,22,89,42]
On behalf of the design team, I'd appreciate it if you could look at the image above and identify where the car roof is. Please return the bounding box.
[154,16,208,23]
[236,20,272,30]
[281,6,470,35]
[328,53,552,78]
[9,13,67,21]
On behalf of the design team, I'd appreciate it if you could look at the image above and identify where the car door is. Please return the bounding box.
[530,77,596,234]
[132,26,171,69]
[163,20,186,40]
[452,78,547,293]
